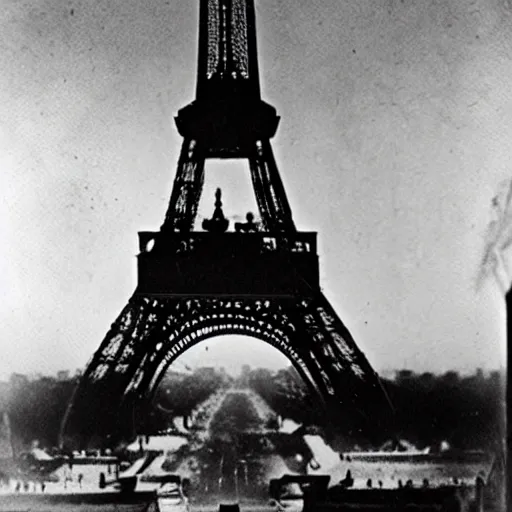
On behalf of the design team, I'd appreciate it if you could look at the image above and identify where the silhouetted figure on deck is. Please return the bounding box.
[203,188,229,233]
[338,470,354,488]
[235,212,258,233]
[366,479,373,489]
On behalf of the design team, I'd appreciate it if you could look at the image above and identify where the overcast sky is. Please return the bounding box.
[0,0,510,380]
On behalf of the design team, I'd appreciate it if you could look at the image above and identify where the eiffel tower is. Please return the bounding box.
[62,0,393,446]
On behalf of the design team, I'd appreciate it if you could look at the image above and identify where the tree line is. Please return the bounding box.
[248,367,505,451]
[0,366,504,452]
[0,367,229,451]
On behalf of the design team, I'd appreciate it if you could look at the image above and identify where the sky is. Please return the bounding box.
[0,0,510,381]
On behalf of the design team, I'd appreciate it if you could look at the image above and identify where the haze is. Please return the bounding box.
[0,0,509,380]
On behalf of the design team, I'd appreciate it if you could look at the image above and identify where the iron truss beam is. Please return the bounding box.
[62,295,393,447]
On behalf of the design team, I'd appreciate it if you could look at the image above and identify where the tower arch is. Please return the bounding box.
[138,322,323,404]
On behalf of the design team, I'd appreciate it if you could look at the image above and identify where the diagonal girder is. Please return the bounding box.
[161,139,205,233]
[249,140,296,232]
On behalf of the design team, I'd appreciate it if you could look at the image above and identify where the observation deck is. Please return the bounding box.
[136,231,319,297]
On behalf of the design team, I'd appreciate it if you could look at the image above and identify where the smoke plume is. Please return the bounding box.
[478,179,512,294]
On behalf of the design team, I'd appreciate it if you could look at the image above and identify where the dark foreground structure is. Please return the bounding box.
[507,287,511,510]
[62,0,394,447]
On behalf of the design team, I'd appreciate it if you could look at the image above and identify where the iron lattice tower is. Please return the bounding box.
[63,0,393,446]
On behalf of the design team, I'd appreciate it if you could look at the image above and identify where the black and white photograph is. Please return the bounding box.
[0,0,508,511]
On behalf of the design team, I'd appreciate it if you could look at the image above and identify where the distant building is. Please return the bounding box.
[57,370,70,381]
[196,367,216,379]
[0,412,13,459]
[167,369,191,380]
[474,368,485,382]
[0,382,9,409]
[239,364,252,386]
[9,373,29,388]
[40,376,56,384]
[395,370,414,384]
[489,370,505,390]
[159,367,193,388]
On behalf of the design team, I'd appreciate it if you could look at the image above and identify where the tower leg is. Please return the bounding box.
[62,297,174,444]
[298,295,394,433]
[161,139,205,232]
[249,140,295,232]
